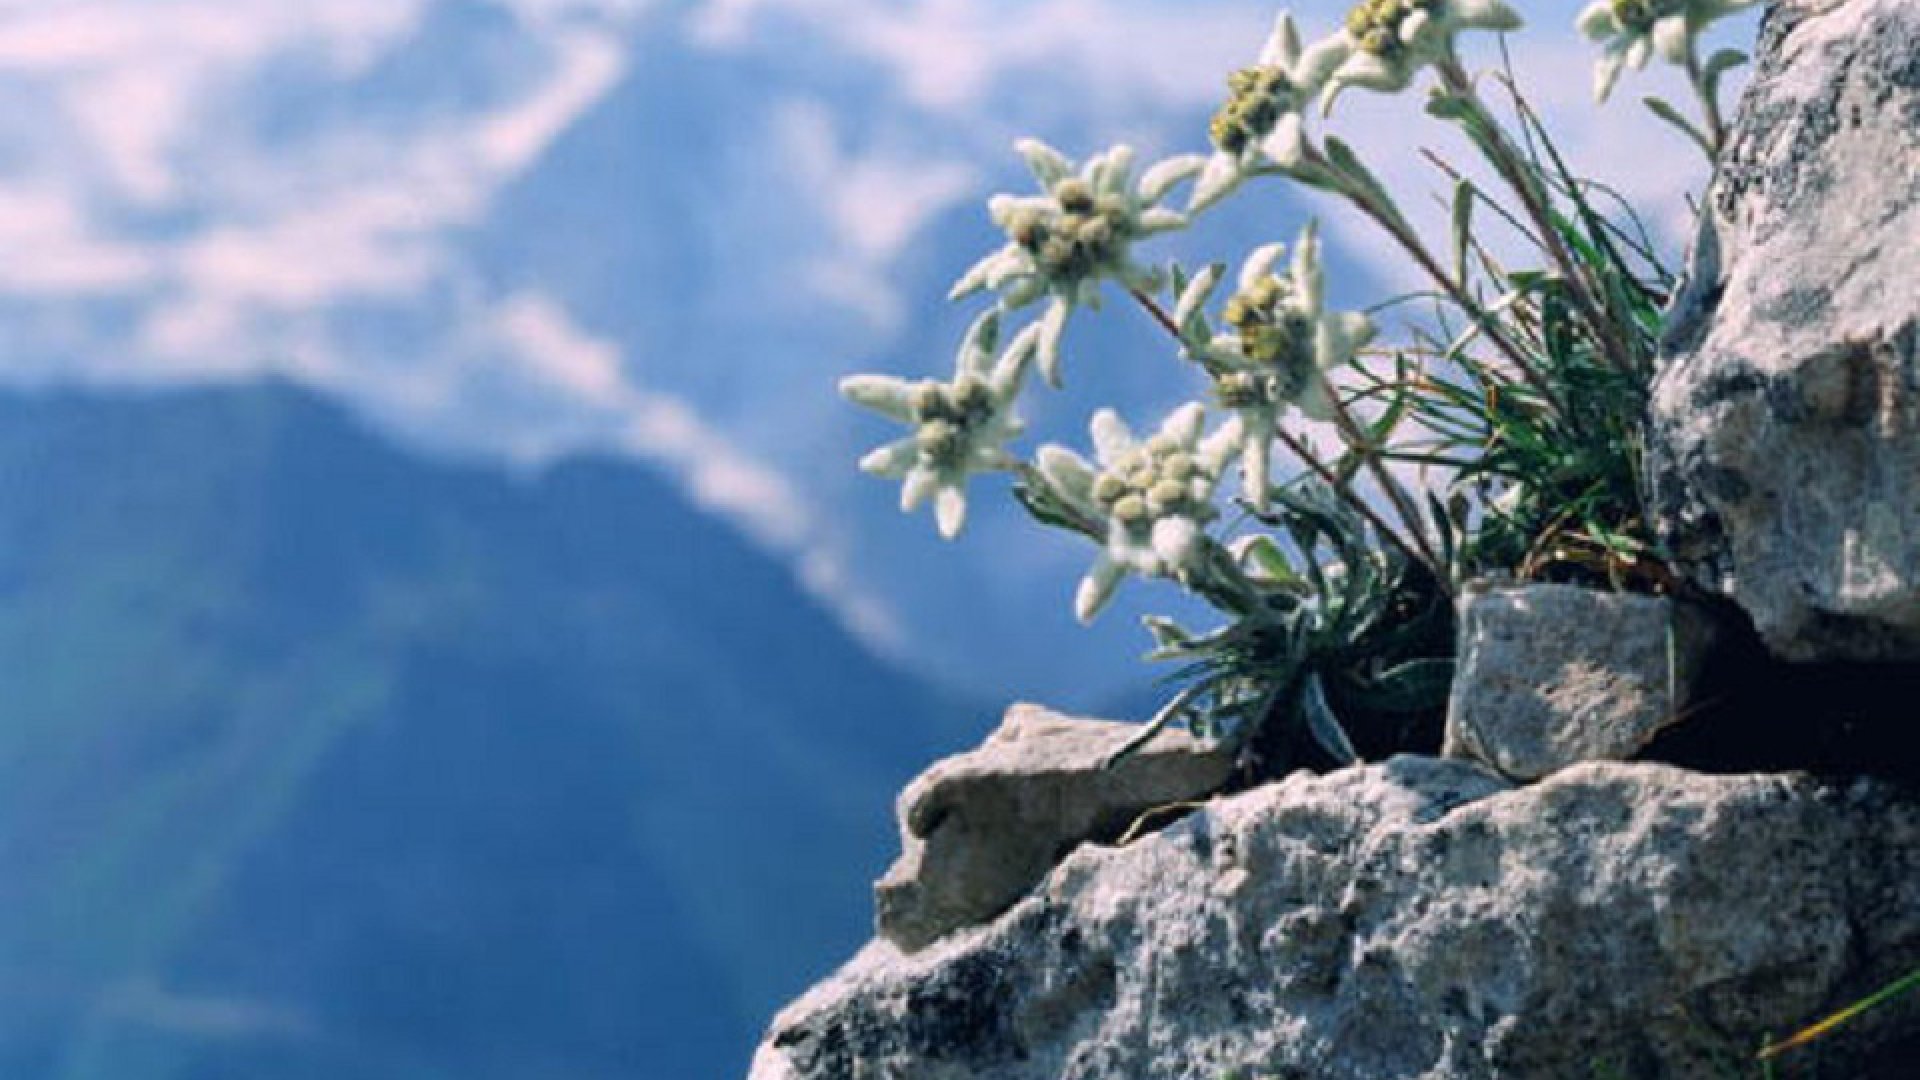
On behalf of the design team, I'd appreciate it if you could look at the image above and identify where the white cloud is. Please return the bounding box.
[485,291,908,652]
[0,188,155,292]
[690,0,1268,114]
[771,96,976,332]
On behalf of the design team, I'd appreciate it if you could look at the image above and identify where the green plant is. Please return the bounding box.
[844,0,1755,772]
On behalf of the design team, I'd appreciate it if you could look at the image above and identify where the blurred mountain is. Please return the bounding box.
[0,381,979,1080]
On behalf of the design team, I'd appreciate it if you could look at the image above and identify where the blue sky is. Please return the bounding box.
[0,0,1757,704]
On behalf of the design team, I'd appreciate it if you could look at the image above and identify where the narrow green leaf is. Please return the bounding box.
[1642,96,1713,158]
[1300,674,1361,766]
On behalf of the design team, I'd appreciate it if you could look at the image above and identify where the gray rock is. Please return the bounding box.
[1647,0,1920,660]
[874,702,1237,952]
[1442,583,1716,781]
[753,759,1920,1079]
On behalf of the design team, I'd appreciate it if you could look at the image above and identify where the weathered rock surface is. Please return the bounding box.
[874,702,1237,952]
[1648,0,1920,660]
[1443,584,1716,780]
[753,759,1920,1079]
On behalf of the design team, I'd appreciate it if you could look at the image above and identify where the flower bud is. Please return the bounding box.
[1053,179,1095,214]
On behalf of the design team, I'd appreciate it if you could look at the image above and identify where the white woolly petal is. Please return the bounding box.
[1074,556,1127,624]
[1091,144,1136,195]
[1652,14,1692,64]
[1296,374,1336,423]
[1136,207,1187,236]
[1160,402,1206,448]
[1626,36,1652,70]
[1174,264,1222,329]
[980,249,1029,291]
[1003,275,1046,310]
[840,374,918,422]
[1326,51,1409,104]
[1014,138,1073,188]
[1593,48,1628,103]
[1199,414,1244,474]
[1241,432,1272,509]
[901,466,940,512]
[991,322,1041,397]
[1400,9,1432,47]
[934,484,968,539]
[1295,37,1351,98]
[1037,297,1070,386]
[1139,154,1205,204]
[1574,1,1617,40]
[1239,242,1288,292]
[859,437,919,477]
[988,193,1053,226]
[1090,409,1136,466]
[958,309,1002,376]
[1292,221,1324,314]
[950,247,1006,300]
[1320,310,1376,367]
[1259,12,1302,69]
[1456,0,1522,32]
[1261,113,1307,170]
[1150,517,1201,571]
[1188,153,1243,214]
[1036,444,1098,505]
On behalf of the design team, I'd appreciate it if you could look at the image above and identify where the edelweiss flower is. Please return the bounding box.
[1173,223,1374,510]
[1035,404,1241,623]
[1576,0,1756,102]
[1318,0,1522,104]
[950,141,1203,386]
[841,310,1037,539]
[1190,13,1347,213]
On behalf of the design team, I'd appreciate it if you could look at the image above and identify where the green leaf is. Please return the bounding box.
[1702,48,1747,104]
[1642,96,1713,158]
[1300,674,1361,766]
[1237,535,1302,588]
[1450,179,1476,288]
[1323,136,1401,225]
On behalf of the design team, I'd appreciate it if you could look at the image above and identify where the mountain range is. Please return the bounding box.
[0,381,977,1079]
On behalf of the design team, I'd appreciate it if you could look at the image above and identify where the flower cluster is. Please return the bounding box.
[1191,13,1343,212]
[841,310,1035,539]
[1035,405,1241,622]
[1177,225,1373,509]
[1576,0,1757,102]
[843,0,1731,657]
[1319,0,1521,101]
[951,141,1200,385]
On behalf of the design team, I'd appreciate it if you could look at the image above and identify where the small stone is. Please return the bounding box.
[1442,583,1718,782]
[872,703,1236,953]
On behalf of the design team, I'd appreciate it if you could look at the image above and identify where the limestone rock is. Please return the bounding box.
[1442,583,1716,780]
[754,759,1920,1079]
[873,702,1237,952]
[1647,0,1920,660]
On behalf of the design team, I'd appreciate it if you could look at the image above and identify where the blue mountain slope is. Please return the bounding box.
[0,382,977,1079]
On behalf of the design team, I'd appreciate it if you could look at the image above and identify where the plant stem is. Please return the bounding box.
[1314,144,1567,416]
[1274,427,1446,593]
[1437,57,1637,377]
[1684,47,1728,159]
[1312,368,1448,582]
